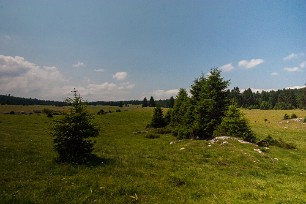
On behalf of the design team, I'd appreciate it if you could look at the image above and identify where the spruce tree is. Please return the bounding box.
[150,106,165,128]
[171,88,193,138]
[51,89,100,163]
[214,105,257,143]
[142,97,148,107]
[169,96,175,108]
[149,96,156,107]
[191,68,230,139]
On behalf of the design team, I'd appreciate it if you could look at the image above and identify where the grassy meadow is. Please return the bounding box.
[0,105,306,203]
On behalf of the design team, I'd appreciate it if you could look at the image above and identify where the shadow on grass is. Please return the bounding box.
[55,154,115,167]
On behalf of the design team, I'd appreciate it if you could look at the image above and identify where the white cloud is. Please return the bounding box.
[220,63,234,72]
[284,67,301,72]
[283,53,304,61]
[73,61,85,68]
[0,55,67,99]
[286,85,306,89]
[0,55,137,101]
[113,72,127,80]
[241,88,276,93]
[300,61,306,68]
[152,89,179,99]
[0,55,36,74]
[94,68,105,72]
[271,72,278,76]
[238,59,264,69]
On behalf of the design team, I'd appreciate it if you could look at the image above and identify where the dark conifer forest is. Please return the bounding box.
[1,86,305,110]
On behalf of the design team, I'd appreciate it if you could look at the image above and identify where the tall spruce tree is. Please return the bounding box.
[190,68,230,139]
[169,96,175,108]
[149,96,156,107]
[142,97,148,107]
[171,88,194,138]
[150,106,165,128]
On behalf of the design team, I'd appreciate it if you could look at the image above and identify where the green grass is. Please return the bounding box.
[1,106,306,203]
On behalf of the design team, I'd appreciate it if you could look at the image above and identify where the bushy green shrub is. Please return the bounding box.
[214,105,257,143]
[145,133,160,139]
[290,113,297,119]
[260,135,297,149]
[164,109,172,126]
[177,128,193,140]
[43,108,53,116]
[283,113,289,120]
[154,127,172,134]
[51,90,100,163]
[97,109,105,115]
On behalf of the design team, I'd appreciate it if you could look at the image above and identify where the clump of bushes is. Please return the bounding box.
[145,133,160,139]
[283,113,289,120]
[290,113,297,119]
[257,135,296,149]
[97,109,105,115]
[152,127,172,134]
[214,105,257,143]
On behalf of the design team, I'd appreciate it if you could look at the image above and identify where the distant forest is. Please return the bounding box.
[0,94,173,108]
[1,86,306,110]
[229,87,306,110]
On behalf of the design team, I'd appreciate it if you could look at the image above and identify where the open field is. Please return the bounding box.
[1,105,306,203]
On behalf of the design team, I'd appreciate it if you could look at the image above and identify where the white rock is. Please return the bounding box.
[254,148,263,154]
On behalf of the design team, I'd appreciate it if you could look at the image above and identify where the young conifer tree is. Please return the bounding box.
[214,105,257,143]
[149,96,156,107]
[150,106,165,128]
[51,89,99,163]
[142,97,148,107]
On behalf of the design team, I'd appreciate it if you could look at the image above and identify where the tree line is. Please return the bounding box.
[1,86,305,110]
[0,94,67,106]
[230,87,306,110]
[0,94,175,108]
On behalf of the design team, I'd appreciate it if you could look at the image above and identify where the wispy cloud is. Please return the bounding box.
[73,61,85,68]
[152,89,179,100]
[238,59,264,69]
[286,85,306,89]
[240,88,276,93]
[283,61,305,72]
[283,52,304,61]
[113,72,127,80]
[271,72,278,76]
[284,67,301,72]
[94,68,105,72]
[220,63,234,72]
[300,61,306,68]
[0,34,12,43]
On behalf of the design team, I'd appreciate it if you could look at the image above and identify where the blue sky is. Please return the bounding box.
[0,0,305,101]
